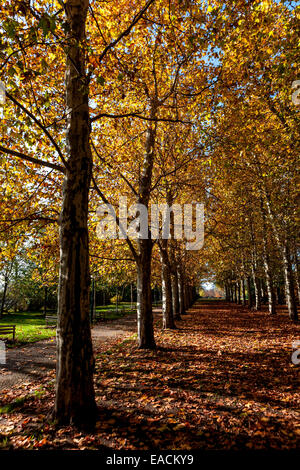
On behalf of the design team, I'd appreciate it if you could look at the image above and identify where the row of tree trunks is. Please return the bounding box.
[262,186,298,321]
[160,240,176,329]
[225,267,297,320]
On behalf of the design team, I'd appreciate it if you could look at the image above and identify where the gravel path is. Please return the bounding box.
[0,313,137,391]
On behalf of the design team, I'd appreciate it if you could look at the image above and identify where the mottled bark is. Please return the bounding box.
[136,100,157,348]
[54,0,97,428]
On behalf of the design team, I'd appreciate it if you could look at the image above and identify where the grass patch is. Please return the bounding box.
[0,303,137,345]
[0,311,56,346]
[94,303,136,321]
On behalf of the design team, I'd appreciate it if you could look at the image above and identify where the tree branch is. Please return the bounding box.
[97,0,156,64]
[91,175,139,263]
[0,145,65,173]
[91,111,191,124]
[6,92,68,169]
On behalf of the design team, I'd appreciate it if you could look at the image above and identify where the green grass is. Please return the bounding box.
[95,302,133,311]
[0,302,138,346]
[0,304,136,345]
[94,302,136,321]
[0,311,56,346]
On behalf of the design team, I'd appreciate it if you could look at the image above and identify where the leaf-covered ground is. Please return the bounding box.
[0,300,299,450]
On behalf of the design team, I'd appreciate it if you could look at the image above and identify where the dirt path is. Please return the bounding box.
[0,313,137,391]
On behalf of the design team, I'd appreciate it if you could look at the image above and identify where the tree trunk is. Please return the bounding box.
[178,267,185,315]
[135,97,157,348]
[171,270,181,320]
[241,279,246,305]
[247,276,253,309]
[43,286,47,318]
[160,247,175,329]
[237,281,241,304]
[262,185,298,320]
[293,242,300,304]
[54,0,97,428]
[224,283,229,301]
[184,283,190,310]
[116,286,119,313]
[261,232,276,314]
[233,283,237,303]
[276,286,284,305]
[0,274,8,319]
[229,284,233,302]
[137,239,156,348]
[251,261,261,311]
[282,240,298,321]
[130,283,134,310]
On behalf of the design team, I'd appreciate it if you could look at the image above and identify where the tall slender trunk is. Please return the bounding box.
[0,273,8,319]
[262,185,298,321]
[259,195,275,313]
[282,240,298,321]
[277,286,284,305]
[233,283,237,303]
[116,286,119,313]
[263,255,276,315]
[251,265,261,310]
[241,279,246,305]
[135,100,157,348]
[171,270,181,320]
[247,276,253,309]
[224,282,229,301]
[54,0,96,428]
[43,286,47,318]
[293,242,300,304]
[237,281,241,304]
[229,284,233,302]
[184,283,190,310]
[137,239,156,348]
[250,223,261,311]
[178,267,186,314]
